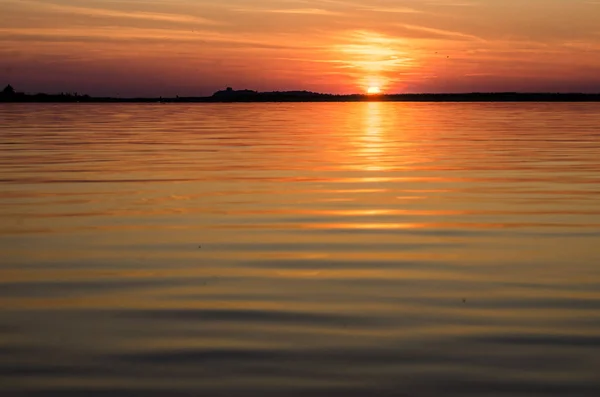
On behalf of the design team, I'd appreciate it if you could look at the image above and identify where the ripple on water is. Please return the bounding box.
[1,103,600,396]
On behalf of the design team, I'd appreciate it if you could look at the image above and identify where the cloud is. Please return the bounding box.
[8,0,222,26]
[0,26,323,52]
[268,8,345,16]
[396,23,484,42]
[367,7,423,14]
[232,6,346,16]
[330,30,417,89]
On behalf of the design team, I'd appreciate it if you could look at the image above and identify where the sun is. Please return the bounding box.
[367,86,381,95]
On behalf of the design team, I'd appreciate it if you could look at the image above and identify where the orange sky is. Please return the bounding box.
[2,0,600,96]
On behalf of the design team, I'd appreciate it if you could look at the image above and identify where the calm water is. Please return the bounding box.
[1,103,599,396]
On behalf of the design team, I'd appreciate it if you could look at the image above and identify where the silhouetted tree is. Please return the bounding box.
[2,84,15,95]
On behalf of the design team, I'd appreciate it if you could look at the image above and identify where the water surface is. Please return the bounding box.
[1,102,599,396]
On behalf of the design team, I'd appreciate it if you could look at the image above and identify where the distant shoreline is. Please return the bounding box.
[2,90,600,103]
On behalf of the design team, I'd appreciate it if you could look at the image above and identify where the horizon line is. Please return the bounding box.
[4,88,600,99]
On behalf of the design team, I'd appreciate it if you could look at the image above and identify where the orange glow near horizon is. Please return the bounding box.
[1,0,600,96]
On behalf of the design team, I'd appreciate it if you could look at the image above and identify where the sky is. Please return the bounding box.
[1,0,600,96]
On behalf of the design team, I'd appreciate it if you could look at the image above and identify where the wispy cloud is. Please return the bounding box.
[232,6,346,16]
[331,30,417,89]
[367,7,423,14]
[0,26,323,52]
[267,8,345,16]
[9,0,222,26]
[396,24,484,42]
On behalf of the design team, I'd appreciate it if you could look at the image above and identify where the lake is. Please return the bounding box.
[1,102,599,396]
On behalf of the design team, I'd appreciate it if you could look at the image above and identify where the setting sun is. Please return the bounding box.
[367,86,381,95]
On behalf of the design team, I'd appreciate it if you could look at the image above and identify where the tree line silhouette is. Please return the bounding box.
[2,84,600,103]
